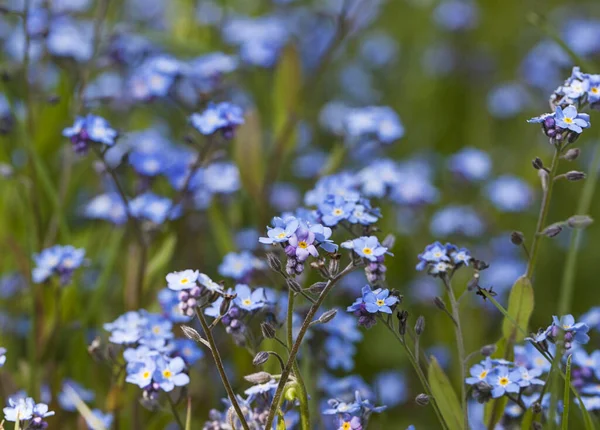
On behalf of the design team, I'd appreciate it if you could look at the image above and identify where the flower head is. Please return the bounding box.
[341,236,388,262]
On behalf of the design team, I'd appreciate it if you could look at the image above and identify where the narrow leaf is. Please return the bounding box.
[185,396,192,430]
[234,109,264,201]
[428,356,462,430]
[272,44,301,155]
[502,276,534,343]
[145,233,177,285]
[563,355,572,430]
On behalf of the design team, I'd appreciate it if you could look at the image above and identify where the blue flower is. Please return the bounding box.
[373,371,407,407]
[126,358,157,388]
[190,102,244,138]
[218,251,260,281]
[157,288,192,323]
[555,105,591,133]
[166,270,199,291]
[588,74,600,105]
[63,114,117,153]
[324,336,356,371]
[3,396,34,421]
[363,289,397,314]
[429,205,484,237]
[154,356,190,392]
[448,147,492,181]
[490,366,521,398]
[344,106,404,144]
[32,245,85,285]
[319,196,356,226]
[322,399,361,416]
[433,0,479,31]
[485,176,533,213]
[259,217,299,245]
[172,338,204,366]
[87,409,113,430]
[58,380,95,411]
[129,192,180,224]
[319,311,363,343]
[233,284,265,311]
[244,379,278,397]
[286,227,319,261]
[552,314,590,345]
[83,193,128,225]
[465,358,493,385]
[0,347,5,367]
[341,236,388,262]
[348,204,379,225]
[517,367,544,388]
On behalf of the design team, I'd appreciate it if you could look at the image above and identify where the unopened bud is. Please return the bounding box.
[562,148,580,161]
[397,310,409,336]
[318,309,338,324]
[415,394,429,406]
[181,326,203,343]
[532,422,543,430]
[539,169,549,192]
[541,223,562,238]
[532,157,544,170]
[532,402,542,414]
[434,297,446,311]
[473,259,489,271]
[567,215,593,229]
[480,344,497,357]
[415,316,425,335]
[220,296,232,316]
[565,171,586,181]
[253,351,270,366]
[244,371,272,384]
[308,281,327,294]
[328,257,340,276]
[510,231,524,246]
[266,253,282,273]
[261,322,276,339]
[286,278,302,293]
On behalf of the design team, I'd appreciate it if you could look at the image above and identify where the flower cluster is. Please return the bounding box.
[3,396,54,429]
[190,102,245,139]
[63,114,118,154]
[259,216,337,276]
[342,236,390,283]
[416,242,472,276]
[347,286,400,329]
[323,391,387,430]
[528,314,590,350]
[32,245,86,285]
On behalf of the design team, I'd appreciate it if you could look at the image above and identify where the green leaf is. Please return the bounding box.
[485,396,508,429]
[234,109,264,200]
[208,203,235,257]
[272,44,301,156]
[145,233,177,286]
[563,354,572,430]
[521,409,534,430]
[428,356,462,430]
[502,276,534,343]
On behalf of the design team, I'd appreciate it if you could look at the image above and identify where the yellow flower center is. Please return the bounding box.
[142,371,150,379]
[376,299,385,306]
[479,370,488,379]
[564,117,573,124]
[180,278,189,285]
[333,208,343,216]
[592,87,599,94]
[362,247,373,255]
[498,376,509,386]
[152,326,161,334]
[563,324,571,330]
[342,423,351,430]
[298,241,308,249]
[163,370,173,378]
[277,232,286,238]
[243,298,252,306]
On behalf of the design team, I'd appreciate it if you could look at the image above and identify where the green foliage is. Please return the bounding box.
[428,356,462,430]
[502,276,535,344]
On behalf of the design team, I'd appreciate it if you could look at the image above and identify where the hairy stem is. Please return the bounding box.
[287,290,310,430]
[195,309,250,430]
[558,143,600,315]
[443,277,468,429]
[526,148,561,279]
[264,262,358,429]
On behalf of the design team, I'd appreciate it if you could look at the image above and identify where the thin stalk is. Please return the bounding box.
[195,309,250,430]
[443,278,468,429]
[167,395,184,430]
[380,318,449,430]
[263,262,359,429]
[558,143,600,315]
[526,148,561,279]
[287,290,310,430]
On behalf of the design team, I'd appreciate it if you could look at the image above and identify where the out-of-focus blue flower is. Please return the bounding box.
[218,251,262,281]
[490,367,521,398]
[562,19,600,58]
[359,32,398,68]
[520,41,570,91]
[581,307,600,330]
[341,236,388,262]
[422,42,457,77]
[128,55,182,101]
[63,114,117,153]
[0,347,5,367]
[487,83,530,119]
[83,193,128,225]
[485,175,533,213]
[58,380,95,411]
[3,397,35,422]
[202,162,241,194]
[233,284,265,311]
[129,192,180,224]
[190,102,244,138]
[270,183,301,212]
[32,245,85,285]
[448,147,492,181]
[433,0,478,31]
[158,288,191,323]
[244,380,278,397]
[324,336,356,371]
[483,257,526,295]
[186,52,237,93]
[374,371,407,407]
[344,106,404,144]
[319,310,363,343]
[517,367,544,388]
[172,338,203,366]
[87,409,113,430]
[430,205,484,237]
[47,17,93,61]
[0,273,26,299]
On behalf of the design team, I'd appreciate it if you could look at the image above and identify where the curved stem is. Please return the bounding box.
[264,262,359,429]
[195,309,250,430]
[287,290,310,430]
[558,143,600,315]
[526,148,561,279]
[443,277,468,429]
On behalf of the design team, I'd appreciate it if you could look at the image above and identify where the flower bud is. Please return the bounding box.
[318,309,338,324]
[253,351,270,366]
[261,322,276,339]
[397,310,408,336]
[244,371,273,384]
[181,325,203,343]
[433,297,446,311]
[562,148,580,161]
[415,316,425,336]
[510,231,524,246]
[328,257,340,277]
[415,394,430,406]
[286,278,302,293]
[308,281,327,294]
[220,296,232,316]
[539,169,549,192]
[541,223,562,238]
[480,344,497,357]
[266,253,282,273]
[565,171,586,181]
[567,215,593,229]
[532,157,544,170]
[532,402,542,414]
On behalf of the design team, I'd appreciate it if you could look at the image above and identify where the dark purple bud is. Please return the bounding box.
[510,231,524,245]
[228,306,241,319]
[544,117,555,129]
[565,171,586,181]
[178,291,190,302]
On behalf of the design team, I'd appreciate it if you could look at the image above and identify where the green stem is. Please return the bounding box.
[195,309,251,430]
[380,318,449,430]
[558,144,600,315]
[287,290,310,430]
[526,148,561,279]
[443,278,468,429]
[167,395,184,430]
